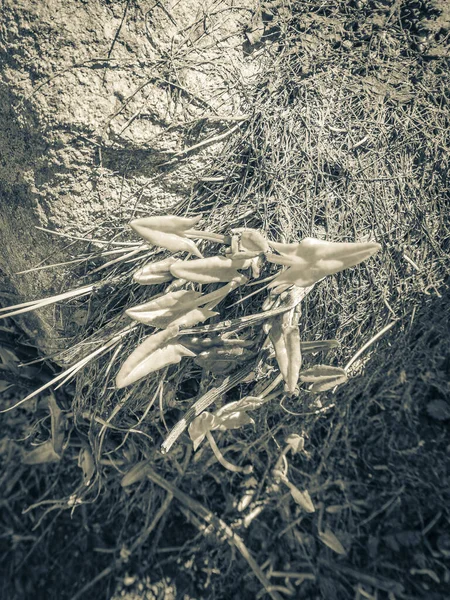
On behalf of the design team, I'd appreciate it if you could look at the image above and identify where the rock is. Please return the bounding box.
[0,0,262,354]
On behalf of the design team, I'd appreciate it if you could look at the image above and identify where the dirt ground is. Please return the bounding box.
[1,1,449,600]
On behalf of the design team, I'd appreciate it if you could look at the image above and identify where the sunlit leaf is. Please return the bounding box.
[132,257,178,285]
[269,315,289,381]
[300,339,339,354]
[167,308,218,329]
[214,411,255,431]
[170,255,251,283]
[125,290,203,325]
[231,228,269,256]
[284,325,302,393]
[267,238,381,289]
[130,215,203,257]
[116,326,195,388]
[188,412,216,451]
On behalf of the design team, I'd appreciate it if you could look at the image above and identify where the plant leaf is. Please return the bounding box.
[125,290,203,325]
[231,228,269,254]
[268,238,381,288]
[166,308,218,329]
[188,412,216,450]
[300,365,347,392]
[130,215,203,257]
[300,339,339,353]
[290,487,315,513]
[269,315,289,382]
[214,411,255,431]
[170,255,251,283]
[285,433,304,453]
[318,528,347,555]
[132,257,178,285]
[23,440,61,465]
[284,325,302,393]
[194,347,255,374]
[131,214,202,234]
[116,326,195,388]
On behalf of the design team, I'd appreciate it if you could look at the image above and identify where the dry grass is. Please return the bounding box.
[1,1,450,599]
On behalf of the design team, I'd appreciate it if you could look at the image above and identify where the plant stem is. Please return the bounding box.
[206,431,252,474]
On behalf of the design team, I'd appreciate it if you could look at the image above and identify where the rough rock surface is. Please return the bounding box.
[0,0,261,352]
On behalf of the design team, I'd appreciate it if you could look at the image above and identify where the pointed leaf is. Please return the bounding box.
[170,256,251,283]
[23,440,61,465]
[133,229,203,257]
[116,342,195,388]
[78,445,95,485]
[318,528,347,555]
[131,214,202,234]
[196,276,247,309]
[268,238,381,288]
[301,339,339,353]
[215,396,263,418]
[125,290,203,325]
[130,215,203,257]
[188,412,216,450]
[214,410,255,431]
[116,325,194,388]
[290,487,315,513]
[269,316,289,382]
[284,325,302,393]
[269,240,301,256]
[133,257,178,285]
[300,365,347,392]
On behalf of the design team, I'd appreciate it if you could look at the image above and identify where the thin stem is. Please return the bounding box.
[206,431,253,474]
